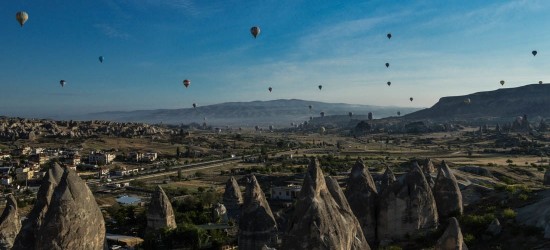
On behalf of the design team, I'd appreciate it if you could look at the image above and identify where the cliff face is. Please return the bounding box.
[283,158,371,250]
[404,84,550,121]
[13,164,106,250]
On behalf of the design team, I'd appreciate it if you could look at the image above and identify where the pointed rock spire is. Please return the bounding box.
[0,194,21,249]
[380,166,396,192]
[223,176,243,222]
[433,161,463,218]
[345,158,378,242]
[435,217,468,250]
[325,176,352,213]
[422,158,435,174]
[13,163,106,250]
[238,175,278,250]
[377,163,438,242]
[147,185,177,231]
[283,158,371,250]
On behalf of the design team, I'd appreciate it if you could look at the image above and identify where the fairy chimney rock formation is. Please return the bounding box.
[433,161,463,218]
[147,186,177,231]
[422,158,436,173]
[435,217,468,250]
[0,194,21,249]
[283,158,371,250]
[377,163,438,243]
[380,166,396,192]
[12,163,106,250]
[238,175,278,250]
[223,176,243,222]
[345,159,378,242]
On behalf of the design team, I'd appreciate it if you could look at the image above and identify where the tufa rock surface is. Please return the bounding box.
[147,186,177,231]
[433,161,463,218]
[377,163,438,242]
[435,217,468,250]
[12,163,105,250]
[544,169,550,186]
[380,166,396,193]
[0,194,21,250]
[422,158,436,173]
[238,175,278,250]
[223,176,244,222]
[485,218,502,237]
[283,158,370,250]
[345,159,378,243]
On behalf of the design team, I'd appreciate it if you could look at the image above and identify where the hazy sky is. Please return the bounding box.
[1,0,550,117]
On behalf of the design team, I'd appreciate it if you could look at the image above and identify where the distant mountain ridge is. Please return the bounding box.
[88,99,420,126]
[404,84,550,121]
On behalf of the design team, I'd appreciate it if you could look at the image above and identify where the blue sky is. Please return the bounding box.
[1,0,550,118]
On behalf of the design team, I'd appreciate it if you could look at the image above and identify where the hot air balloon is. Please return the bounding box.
[387,81,391,86]
[532,50,537,56]
[539,81,543,84]
[397,111,401,116]
[320,112,325,118]
[318,85,322,90]
[268,87,272,92]
[16,11,28,27]
[183,79,190,88]
[250,26,260,38]
[319,126,326,135]
[99,56,104,63]
[500,80,505,86]
[387,33,392,39]
[348,112,353,118]
[385,63,390,68]
[59,80,66,88]
[192,103,197,108]
[464,98,471,104]
[410,97,413,102]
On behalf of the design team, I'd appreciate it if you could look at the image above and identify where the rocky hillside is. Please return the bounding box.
[404,84,550,121]
[88,99,420,127]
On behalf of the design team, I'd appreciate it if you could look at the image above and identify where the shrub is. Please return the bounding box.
[463,233,475,244]
[502,208,517,219]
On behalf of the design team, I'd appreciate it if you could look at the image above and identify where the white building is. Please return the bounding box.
[271,184,301,201]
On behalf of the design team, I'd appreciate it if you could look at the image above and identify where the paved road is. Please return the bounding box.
[88,157,241,185]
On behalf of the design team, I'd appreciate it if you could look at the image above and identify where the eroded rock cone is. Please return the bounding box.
[325,176,352,214]
[13,163,105,250]
[380,166,396,192]
[433,161,463,218]
[345,159,378,242]
[0,194,21,249]
[377,163,438,242]
[147,186,177,231]
[435,217,468,250]
[223,176,243,222]
[422,158,435,173]
[238,175,278,250]
[283,158,371,250]
[486,218,501,236]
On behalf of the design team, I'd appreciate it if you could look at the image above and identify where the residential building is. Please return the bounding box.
[271,184,301,201]
[89,151,116,165]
